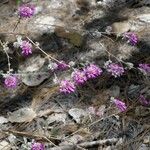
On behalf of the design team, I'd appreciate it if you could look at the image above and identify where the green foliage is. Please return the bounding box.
[16,0,21,5]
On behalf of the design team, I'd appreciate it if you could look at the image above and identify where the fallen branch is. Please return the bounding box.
[2,129,61,144]
[49,145,75,150]
[79,138,119,148]
[50,138,119,150]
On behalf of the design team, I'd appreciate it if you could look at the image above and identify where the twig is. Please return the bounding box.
[79,138,119,148]
[0,32,26,35]
[64,114,116,140]
[2,130,61,144]
[0,0,9,7]
[13,18,21,32]
[1,72,50,76]
[49,145,75,150]
[50,138,119,150]
[117,127,150,150]
[88,114,116,127]
[26,37,61,64]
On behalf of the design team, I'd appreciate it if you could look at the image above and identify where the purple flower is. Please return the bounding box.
[31,142,44,150]
[139,95,150,106]
[138,64,150,74]
[57,61,69,70]
[4,75,18,89]
[106,62,124,78]
[20,40,32,56]
[59,80,76,94]
[18,4,35,18]
[84,64,103,79]
[72,70,87,85]
[123,32,138,45]
[112,98,127,112]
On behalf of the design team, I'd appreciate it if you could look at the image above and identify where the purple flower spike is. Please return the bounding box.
[139,95,150,106]
[84,64,103,79]
[4,75,18,89]
[138,64,150,74]
[18,4,35,18]
[59,80,76,94]
[31,142,44,150]
[124,32,138,45]
[112,98,127,112]
[57,61,69,70]
[20,40,32,56]
[72,70,87,85]
[106,62,124,78]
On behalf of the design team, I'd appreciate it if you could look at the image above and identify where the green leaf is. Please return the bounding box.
[16,0,21,5]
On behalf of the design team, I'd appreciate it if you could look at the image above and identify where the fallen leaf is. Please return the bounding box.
[111,21,130,35]
[8,107,37,123]
[19,56,50,86]
[0,116,8,124]
[69,108,88,123]
[47,113,67,124]
[0,141,11,150]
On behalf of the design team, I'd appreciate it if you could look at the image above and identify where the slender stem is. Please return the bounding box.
[1,72,50,76]
[13,18,21,32]
[0,40,11,73]
[0,32,26,36]
[26,36,61,63]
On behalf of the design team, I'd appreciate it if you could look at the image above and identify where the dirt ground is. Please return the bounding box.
[0,0,150,150]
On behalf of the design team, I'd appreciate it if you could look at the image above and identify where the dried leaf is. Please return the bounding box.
[69,108,88,123]
[47,113,67,124]
[0,141,11,150]
[0,116,8,124]
[8,107,37,123]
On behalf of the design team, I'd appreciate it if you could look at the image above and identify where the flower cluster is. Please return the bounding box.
[105,61,124,78]
[84,64,103,79]
[138,63,150,74]
[59,64,102,94]
[4,75,18,89]
[20,40,32,56]
[59,80,76,94]
[72,70,87,85]
[18,4,35,18]
[123,32,138,45]
[31,142,44,150]
[111,97,127,112]
[57,61,69,70]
